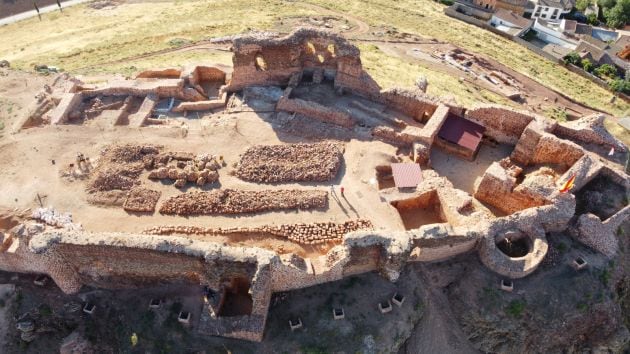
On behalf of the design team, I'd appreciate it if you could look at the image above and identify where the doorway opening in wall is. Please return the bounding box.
[255,54,268,71]
[218,277,253,317]
[301,69,314,83]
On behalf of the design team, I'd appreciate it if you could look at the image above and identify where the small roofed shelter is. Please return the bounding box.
[391,163,423,189]
[436,113,486,160]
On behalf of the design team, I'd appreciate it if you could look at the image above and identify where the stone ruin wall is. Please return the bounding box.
[378,88,439,123]
[226,28,381,98]
[465,105,550,145]
[276,94,355,128]
[188,66,227,87]
[407,224,479,262]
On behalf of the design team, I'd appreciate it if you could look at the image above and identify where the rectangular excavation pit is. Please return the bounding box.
[289,318,303,331]
[390,191,446,231]
[573,256,588,270]
[392,293,405,307]
[501,280,514,292]
[149,299,162,309]
[431,143,514,195]
[378,300,392,314]
[576,174,628,220]
[375,165,396,190]
[332,308,345,320]
[217,277,253,317]
[83,303,96,315]
[178,311,191,324]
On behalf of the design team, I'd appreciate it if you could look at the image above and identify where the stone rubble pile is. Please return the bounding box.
[148,152,222,188]
[87,144,160,193]
[159,189,328,215]
[32,208,81,230]
[144,219,372,245]
[87,166,143,192]
[235,142,343,183]
[123,188,162,213]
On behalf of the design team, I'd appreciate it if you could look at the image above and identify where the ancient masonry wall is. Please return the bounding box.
[465,105,551,145]
[48,93,83,125]
[136,68,182,79]
[226,28,381,97]
[378,88,439,123]
[371,126,424,147]
[276,94,355,128]
[407,224,479,262]
[417,104,450,144]
[554,114,626,149]
[512,120,584,166]
[474,161,550,214]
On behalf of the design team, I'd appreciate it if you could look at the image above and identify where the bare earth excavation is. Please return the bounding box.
[0,27,629,351]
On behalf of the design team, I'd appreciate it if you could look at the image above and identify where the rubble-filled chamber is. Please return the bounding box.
[218,277,253,317]
[575,174,628,220]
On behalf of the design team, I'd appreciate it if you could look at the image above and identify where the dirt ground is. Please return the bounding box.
[3,223,627,354]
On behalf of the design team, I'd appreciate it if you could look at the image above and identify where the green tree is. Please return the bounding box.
[577,0,592,11]
[563,52,582,65]
[587,13,600,24]
[594,63,619,79]
[582,58,594,72]
[609,78,630,93]
[598,0,617,9]
[604,0,630,27]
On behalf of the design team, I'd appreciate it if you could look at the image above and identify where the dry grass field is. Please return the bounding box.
[309,0,630,117]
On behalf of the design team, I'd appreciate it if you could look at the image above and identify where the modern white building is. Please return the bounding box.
[532,18,579,48]
[529,0,574,22]
[490,9,533,36]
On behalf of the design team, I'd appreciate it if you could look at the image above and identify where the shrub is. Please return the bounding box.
[440,0,455,5]
[522,29,538,41]
[39,304,52,316]
[587,13,600,24]
[505,300,526,317]
[582,58,594,72]
[594,64,618,79]
[563,52,582,66]
[610,78,630,94]
[604,0,630,28]
[577,0,592,11]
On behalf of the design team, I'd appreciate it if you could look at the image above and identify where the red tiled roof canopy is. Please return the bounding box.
[391,163,423,188]
[438,114,485,152]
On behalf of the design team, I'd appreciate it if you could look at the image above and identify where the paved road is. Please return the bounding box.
[0,0,90,26]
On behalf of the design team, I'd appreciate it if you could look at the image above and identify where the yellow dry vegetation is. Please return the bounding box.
[359,44,515,107]
[308,0,629,117]
[0,0,314,72]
